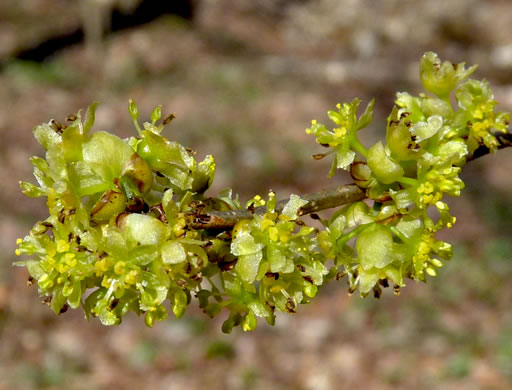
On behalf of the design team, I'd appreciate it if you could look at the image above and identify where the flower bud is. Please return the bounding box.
[90,190,127,223]
[191,155,215,193]
[350,161,372,188]
[121,153,154,195]
[172,289,188,318]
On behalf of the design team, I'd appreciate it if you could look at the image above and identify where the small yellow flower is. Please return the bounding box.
[334,127,347,138]
[268,227,279,242]
[279,231,290,243]
[94,258,111,276]
[56,240,70,253]
[45,255,56,264]
[124,270,138,285]
[114,261,126,275]
[101,276,111,288]
[260,218,274,230]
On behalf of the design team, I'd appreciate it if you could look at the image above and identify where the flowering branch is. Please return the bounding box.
[14,52,512,331]
[186,184,366,230]
[187,129,511,231]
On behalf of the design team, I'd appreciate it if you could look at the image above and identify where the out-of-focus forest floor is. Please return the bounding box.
[1,1,512,389]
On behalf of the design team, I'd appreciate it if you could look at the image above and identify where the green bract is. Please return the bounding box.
[16,53,510,332]
[420,51,477,98]
[367,141,404,184]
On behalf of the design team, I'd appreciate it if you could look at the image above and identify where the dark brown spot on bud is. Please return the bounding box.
[373,285,382,299]
[219,258,238,271]
[285,297,296,313]
[163,113,177,125]
[176,279,188,287]
[190,273,203,282]
[126,197,146,212]
[303,275,314,284]
[149,204,167,223]
[379,278,389,288]
[50,119,66,133]
[109,298,119,310]
[312,153,326,160]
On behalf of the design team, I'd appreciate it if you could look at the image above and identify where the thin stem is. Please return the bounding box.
[397,176,418,186]
[350,137,368,159]
[467,130,512,161]
[390,226,410,244]
[336,224,368,249]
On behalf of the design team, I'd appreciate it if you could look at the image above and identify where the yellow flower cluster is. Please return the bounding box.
[417,167,464,208]
[412,234,445,278]
[33,240,79,290]
[95,257,140,290]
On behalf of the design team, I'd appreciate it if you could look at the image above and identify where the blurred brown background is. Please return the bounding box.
[1,1,512,389]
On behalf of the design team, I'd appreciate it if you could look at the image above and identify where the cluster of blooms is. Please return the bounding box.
[16,102,215,327]
[15,53,509,331]
[307,52,509,297]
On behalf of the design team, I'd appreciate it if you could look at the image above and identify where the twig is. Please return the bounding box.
[187,130,512,231]
[186,184,366,230]
[467,130,512,161]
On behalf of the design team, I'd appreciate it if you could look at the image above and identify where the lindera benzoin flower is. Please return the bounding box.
[15,52,511,331]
